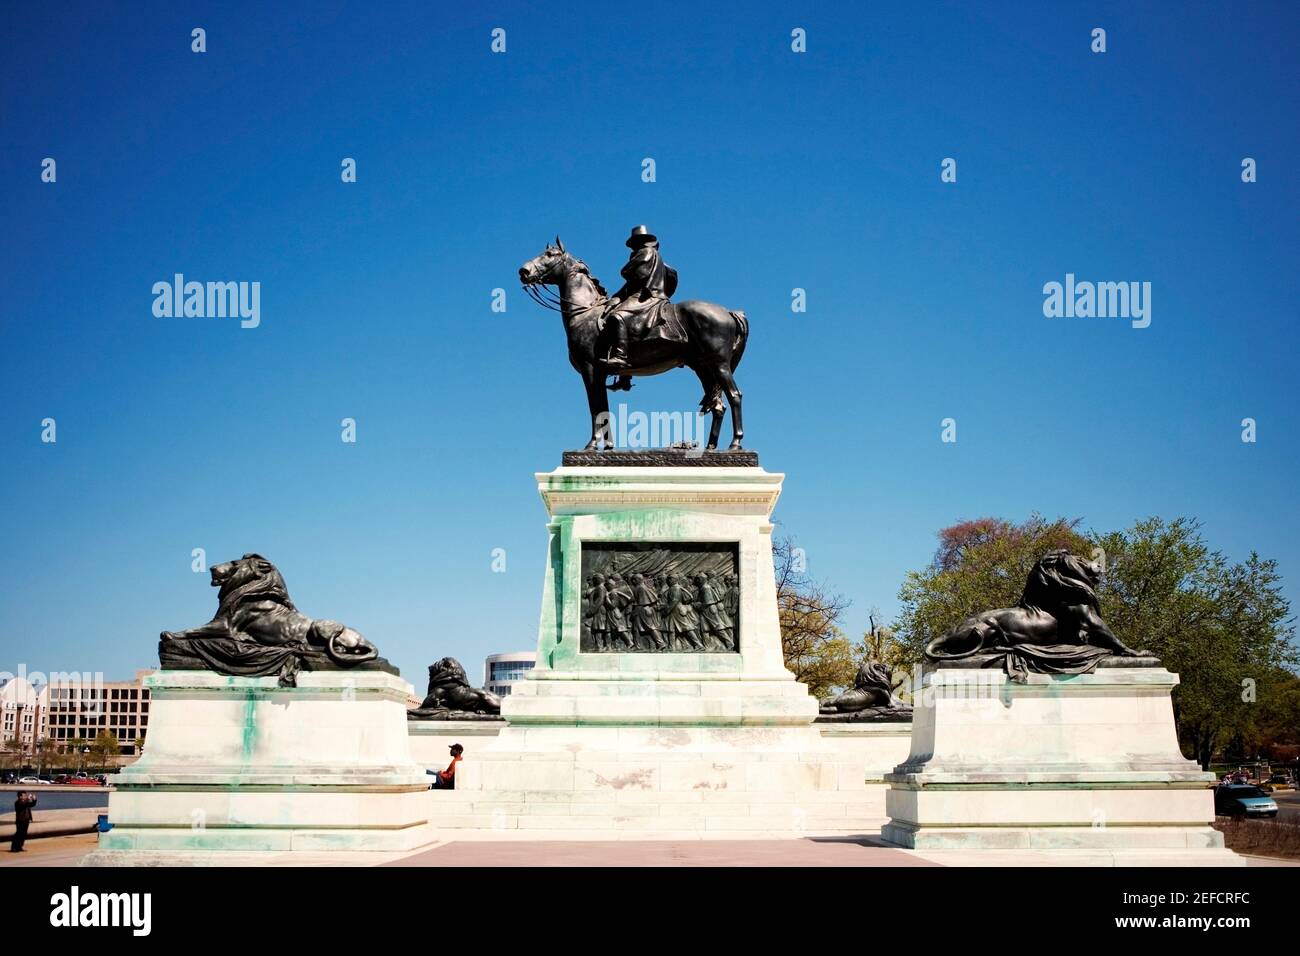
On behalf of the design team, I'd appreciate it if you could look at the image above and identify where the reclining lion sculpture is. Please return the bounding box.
[816,660,909,723]
[924,549,1150,681]
[408,657,502,719]
[158,553,389,684]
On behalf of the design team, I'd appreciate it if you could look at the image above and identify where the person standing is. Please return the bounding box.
[11,791,36,852]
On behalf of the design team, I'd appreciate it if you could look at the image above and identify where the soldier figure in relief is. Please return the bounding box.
[695,572,735,651]
[586,573,611,651]
[664,573,705,651]
[628,572,666,650]
[605,572,635,649]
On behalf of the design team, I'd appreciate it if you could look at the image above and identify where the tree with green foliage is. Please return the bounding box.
[1093,517,1296,768]
[89,730,120,773]
[34,737,57,776]
[0,739,22,771]
[66,737,89,770]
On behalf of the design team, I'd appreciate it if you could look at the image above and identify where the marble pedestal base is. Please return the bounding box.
[425,464,886,839]
[410,712,911,833]
[442,732,879,839]
[436,672,883,838]
[408,718,505,767]
[83,670,435,865]
[881,666,1241,865]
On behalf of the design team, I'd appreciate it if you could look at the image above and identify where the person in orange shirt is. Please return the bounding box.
[431,743,464,790]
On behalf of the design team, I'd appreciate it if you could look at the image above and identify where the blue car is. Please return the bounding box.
[1215,784,1278,818]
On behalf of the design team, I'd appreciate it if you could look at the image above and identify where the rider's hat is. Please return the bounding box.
[625,225,658,248]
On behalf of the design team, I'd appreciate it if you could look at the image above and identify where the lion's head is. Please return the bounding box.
[1021,549,1102,612]
[853,660,894,695]
[428,657,471,690]
[210,553,291,611]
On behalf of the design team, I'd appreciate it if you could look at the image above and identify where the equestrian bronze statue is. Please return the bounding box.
[519,228,749,451]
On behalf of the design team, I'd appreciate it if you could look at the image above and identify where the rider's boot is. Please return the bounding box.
[607,375,633,392]
[604,316,630,369]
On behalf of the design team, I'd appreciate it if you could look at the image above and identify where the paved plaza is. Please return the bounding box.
[4,831,1296,868]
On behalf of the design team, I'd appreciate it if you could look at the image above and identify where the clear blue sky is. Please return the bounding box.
[2,1,1297,684]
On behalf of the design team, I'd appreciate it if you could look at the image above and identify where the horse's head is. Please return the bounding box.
[519,236,571,286]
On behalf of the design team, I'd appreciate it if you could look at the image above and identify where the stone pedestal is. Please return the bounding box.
[408,713,910,827]
[816,717,914,821]
[434,464,879,838]
[84,670,435,864]
[408,718,504,767]
[881,665,1242,864]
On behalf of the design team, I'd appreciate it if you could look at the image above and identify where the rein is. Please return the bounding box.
[521,261,607,317]
[522,282,566,312]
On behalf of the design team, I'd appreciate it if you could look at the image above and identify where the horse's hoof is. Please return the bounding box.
[727,442,743,451]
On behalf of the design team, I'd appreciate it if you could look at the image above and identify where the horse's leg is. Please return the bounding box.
[581,367,610,449]
[708,406,724,450]
[689,365,725,449]
[713,364,744,449]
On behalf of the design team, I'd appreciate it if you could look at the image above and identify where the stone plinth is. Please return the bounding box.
[408,714,909,827]
[430,464,880,838]
[408,718,505,767]
[817,718,914,786]
[881,665,1241,864]
[84,670,435,864]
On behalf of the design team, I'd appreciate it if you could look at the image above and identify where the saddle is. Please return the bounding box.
[603,297,687,346]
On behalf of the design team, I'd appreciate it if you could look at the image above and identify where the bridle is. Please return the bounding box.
[521,255,606,316]
[521,279,566,312]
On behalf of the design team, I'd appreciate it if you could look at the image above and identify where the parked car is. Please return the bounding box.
[66,775,102,786]
[1215,784,1279,818]
[1265,774,1293,791]
[16,776,45,785]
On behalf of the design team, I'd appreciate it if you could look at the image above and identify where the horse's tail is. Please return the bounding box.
[728,310,748,371]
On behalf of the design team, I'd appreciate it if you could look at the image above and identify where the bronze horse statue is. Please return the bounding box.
[519,238,749,450]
